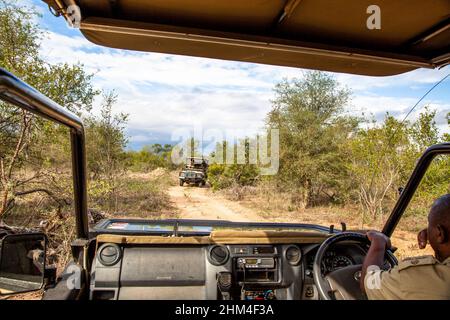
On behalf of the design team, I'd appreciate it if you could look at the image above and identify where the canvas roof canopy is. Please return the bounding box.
[44,0,450,76]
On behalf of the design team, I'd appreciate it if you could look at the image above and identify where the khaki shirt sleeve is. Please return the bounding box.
[364,255,445,300]
[364,265,404,300]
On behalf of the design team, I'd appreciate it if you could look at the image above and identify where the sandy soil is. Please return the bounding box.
[127,168,169,180]
[167,185,265,222]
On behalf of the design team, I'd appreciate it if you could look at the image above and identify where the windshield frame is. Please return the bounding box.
[382,143,450,236]
[92,218,336,237]
[0,68,89,240]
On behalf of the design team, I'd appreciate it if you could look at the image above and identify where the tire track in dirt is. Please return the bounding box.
[167,185,265,222]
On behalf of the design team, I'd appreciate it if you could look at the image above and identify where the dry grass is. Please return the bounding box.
[89,168,177,217]
[219,183,434,260]
[0,290,44,300]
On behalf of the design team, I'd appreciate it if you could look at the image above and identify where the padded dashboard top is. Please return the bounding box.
[96,230,329,245]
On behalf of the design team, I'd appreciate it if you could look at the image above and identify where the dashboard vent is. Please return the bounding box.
[208,245,229,266]
[98,243,122,266]
[285,245,302,266]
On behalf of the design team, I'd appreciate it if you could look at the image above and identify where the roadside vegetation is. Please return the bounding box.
[207,73,449,245]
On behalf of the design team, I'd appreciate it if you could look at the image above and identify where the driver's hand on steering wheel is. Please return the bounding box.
[366,230,392,250]
[366,229,428,250]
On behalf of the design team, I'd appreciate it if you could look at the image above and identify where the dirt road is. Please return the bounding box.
[167,185,264,222]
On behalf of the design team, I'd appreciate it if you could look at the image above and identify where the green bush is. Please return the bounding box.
[125,144,176,172]
[208,163,259,190]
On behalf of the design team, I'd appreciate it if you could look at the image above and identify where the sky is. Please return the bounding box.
[28,0,450,150]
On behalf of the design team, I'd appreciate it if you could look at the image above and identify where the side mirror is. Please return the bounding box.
[0,233,47,295]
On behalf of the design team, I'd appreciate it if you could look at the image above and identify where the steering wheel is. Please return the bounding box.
[313,232,398,300]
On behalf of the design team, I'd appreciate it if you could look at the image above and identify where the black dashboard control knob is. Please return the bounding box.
[97,243,122,266]
[208,245,229,266]
[285,245,302,265]
[217,272,232,300]
[217,272,232,291]
[305,286,314,298]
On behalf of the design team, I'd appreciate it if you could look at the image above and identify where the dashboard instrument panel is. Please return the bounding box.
[90,240,368,300]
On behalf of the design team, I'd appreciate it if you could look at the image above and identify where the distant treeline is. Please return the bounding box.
[125,144,177,172]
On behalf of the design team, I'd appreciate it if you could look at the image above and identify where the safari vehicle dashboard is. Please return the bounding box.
[88,219,368,300]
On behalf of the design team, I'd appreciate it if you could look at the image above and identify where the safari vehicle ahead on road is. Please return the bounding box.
[0,0,449,300]
[179,157,209,187]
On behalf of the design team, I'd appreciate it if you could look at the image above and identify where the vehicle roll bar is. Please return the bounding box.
[0,68,89,239]
[382,142,450,237]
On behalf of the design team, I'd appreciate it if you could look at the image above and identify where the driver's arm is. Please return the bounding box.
[361,229,435,300]
[360,231,401,299]
[360,231,391,293]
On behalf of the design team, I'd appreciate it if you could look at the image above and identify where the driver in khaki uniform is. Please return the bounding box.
[361,193,450,300]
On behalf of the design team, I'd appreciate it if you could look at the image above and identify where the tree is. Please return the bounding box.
[266,71,358,207]
[410,106,439,151]
[348,107,447,226]
[410,108,449,205]
[125,143,176,172]
[348,115,413,225]
[85,91,128,212]
[443,112,450,142]
[208,138,260,190]
[0,0,99,217]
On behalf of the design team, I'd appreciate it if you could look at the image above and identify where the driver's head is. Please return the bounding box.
[427,194,450,260]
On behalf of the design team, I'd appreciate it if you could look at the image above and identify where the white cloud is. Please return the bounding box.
[40,31,300,91]
[117,89,273,137]
[38,30,450,147]
[349,95,449,134]
[350,95,418,117]
[334,67,450,92]
[21,0,45,13]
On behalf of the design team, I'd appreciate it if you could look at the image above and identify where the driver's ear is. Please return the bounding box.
[436,224,448,244]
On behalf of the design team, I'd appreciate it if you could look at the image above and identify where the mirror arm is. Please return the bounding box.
[44,265,57,288]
